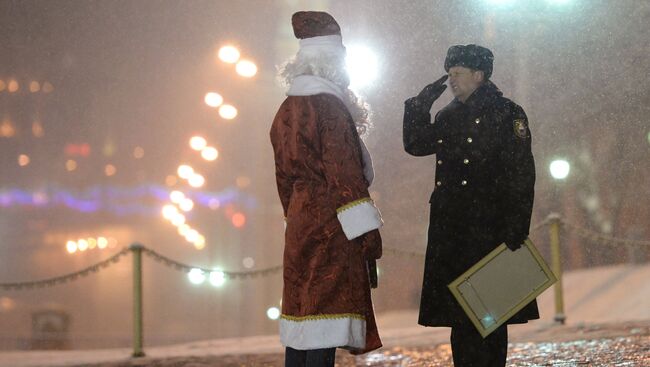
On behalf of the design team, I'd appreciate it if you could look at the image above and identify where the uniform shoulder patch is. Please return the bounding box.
[513,119,529,139]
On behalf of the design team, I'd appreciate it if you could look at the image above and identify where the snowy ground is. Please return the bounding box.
[0,263,648,367]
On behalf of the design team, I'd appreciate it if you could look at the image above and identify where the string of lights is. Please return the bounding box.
[2,218,646,291]
[561,220,650,247]
[0,248,129,291]
[142,247,282,280]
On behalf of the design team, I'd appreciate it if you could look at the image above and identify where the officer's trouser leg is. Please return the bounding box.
[450,324,507,367]
[285,347,336,367]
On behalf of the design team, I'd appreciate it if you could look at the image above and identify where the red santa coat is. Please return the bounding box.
[270,75,383,353]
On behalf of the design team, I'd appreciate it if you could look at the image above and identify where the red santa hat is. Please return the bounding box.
[291,11,341,39]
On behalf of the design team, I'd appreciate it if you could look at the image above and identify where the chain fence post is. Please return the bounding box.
[130,243,146,357]
[548,214,566,324]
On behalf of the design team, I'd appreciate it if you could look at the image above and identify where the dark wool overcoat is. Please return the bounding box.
[403,81,540,327]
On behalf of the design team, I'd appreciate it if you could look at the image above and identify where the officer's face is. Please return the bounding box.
[448,66,484,102]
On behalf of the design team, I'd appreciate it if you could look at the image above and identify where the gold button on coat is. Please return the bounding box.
[467,137,473,143]
[437,139,443,144]
[463,159,469,164]
[475,118,480,124]
[437,160,443,165]
[436,181,442,186]
[461,180,467,185]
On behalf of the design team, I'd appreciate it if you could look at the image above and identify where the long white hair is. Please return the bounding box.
[278,49,372,136]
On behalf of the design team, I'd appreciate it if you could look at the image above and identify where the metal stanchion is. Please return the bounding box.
[548,214,566,324]
[130,243,146,357]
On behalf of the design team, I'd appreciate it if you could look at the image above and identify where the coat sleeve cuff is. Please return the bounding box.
[336,198,383,240]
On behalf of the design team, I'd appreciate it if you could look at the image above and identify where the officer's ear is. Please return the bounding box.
[472,70,485,83]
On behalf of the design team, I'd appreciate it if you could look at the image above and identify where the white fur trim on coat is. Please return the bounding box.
[280,315,366,350]
[337,199,383,240]
[287,75,375,185]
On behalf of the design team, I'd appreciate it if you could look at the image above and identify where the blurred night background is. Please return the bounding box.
[0,0,648,350]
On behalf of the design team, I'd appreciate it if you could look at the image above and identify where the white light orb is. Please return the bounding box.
[177,224,191,236]
[236,60,257,77]
[66,241,78,253]
[204,92,224,108]
[177,164,194,179]
[550,159,571,180]
[189,136,207,151]
[188,268,206,285]
[97,237,108,249]
[209,270,226,287]
[171,213,186,226]
[77,239,89,251]
[218,104,238,120]
[188,173,205,188]
[267,307,281,320]
[242,257,255,269]
[185,229,200,243]
[346,45,378,89]
[169,190,185,204]
[194,235,206,249]
[201,146,219,161]
[179,198,194,212]
[218,46,240,64]
[162,204,178,220]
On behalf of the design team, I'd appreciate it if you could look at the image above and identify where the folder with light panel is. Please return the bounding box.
[448,239,557,337]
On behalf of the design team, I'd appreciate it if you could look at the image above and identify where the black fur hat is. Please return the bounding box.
[445,44,494,79]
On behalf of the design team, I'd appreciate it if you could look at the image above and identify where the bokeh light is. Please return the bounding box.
[209,270,226,287]
[42,81,54,93]
[189,136,207,151]
[133,146,145,159]
[171,213,186,226]
[18,154,30,166]
[218,104,238,120]
[188,173,205,188]
[204,92,223,108]
[66,240,77,254]
[235,60,257,77]
[162,204,178,219]
[267,307,281,320]
[201,146,219,161]
[29,81,41,93]
[77,239,89,251]
[232,212,246,228]
[346,45,378,89]
[104,164,117,176]
[179,198,194,212]
[97,237,108,249]
[242,257,255,269]
[188,268,206,285]
[169,190,185,204]
[177,164,194,179]
[218,45,240,64]
[550,159,571,180]
[66,159,77,171]
[7,80,19,93]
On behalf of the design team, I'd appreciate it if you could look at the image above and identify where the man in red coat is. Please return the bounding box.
[270,11,383,367]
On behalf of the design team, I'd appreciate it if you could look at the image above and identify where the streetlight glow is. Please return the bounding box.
[188,173,205,188]
[267,307,281,320]
[236,60,257,77]
[209,270,226,287]
[346,45,378,89]
[201,146,219,161]
[550,159,571,180]
[218,104,238,120]
[204,92,224,108]
[218,46,240,64]
[188,268,206,285]
[177,164,194,179]
[189,136,207,151]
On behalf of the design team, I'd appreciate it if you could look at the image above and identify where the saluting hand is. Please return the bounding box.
[413,75,448,110]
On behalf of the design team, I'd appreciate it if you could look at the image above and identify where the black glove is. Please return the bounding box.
[413,75,448,111]
[505,234,526,252]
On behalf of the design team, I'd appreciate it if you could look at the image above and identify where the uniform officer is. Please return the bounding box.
[403,44,539,366]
